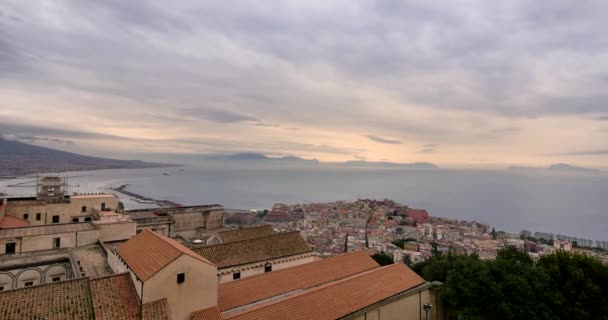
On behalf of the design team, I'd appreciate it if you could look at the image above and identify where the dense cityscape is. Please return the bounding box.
[227,199,608,265]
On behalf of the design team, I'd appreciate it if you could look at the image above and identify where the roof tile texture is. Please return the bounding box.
[218,251,379,311]
[142,299,172,320]
[0,278,94,320]
[90,273,140,320]
[218,225,276,243]
[116,229,215,282]
[194,231,312,268]
[191,306,223,320]
[225,263,425,320]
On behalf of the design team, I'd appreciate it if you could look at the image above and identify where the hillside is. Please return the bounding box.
[0,139,175,176]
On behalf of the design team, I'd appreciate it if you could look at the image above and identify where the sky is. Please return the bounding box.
[1,1,608,168]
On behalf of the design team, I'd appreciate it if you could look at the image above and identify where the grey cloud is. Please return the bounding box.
[180,108,258,123]
[596,116,608,121]
[551,150,608,156]
[366,135,401,144]
[423,144,439,148]
[418,148,437,154]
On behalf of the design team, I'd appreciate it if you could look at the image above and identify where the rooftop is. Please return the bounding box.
[0,222,96,239]
[116,229,216,282]
[71,193,117,199]
[193,231,312,269]
[217,225,276,243]
[0,277,94,320]
[0,273,171,320]
[222,264,426,320]
[0,215,30,229]
[218,251,380,312]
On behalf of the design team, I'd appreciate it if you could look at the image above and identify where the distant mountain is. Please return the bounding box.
[200,152,320,164]
[0,139,176,176]
[336,161,440,169]
[508,163,599,173]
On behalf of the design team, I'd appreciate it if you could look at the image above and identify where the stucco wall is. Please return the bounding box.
[345,287,432,320]
[144,255,218,320]
[218,253,316,283]
[95,222,136,242]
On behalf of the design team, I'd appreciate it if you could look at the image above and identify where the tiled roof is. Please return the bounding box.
[218,225,276,243]
[0,222,95,238]
[0,278,94,320]
[225,264,425,320]
[116,229,215,282]
[191,306,222,320]
[142,299,172,320]
[193,232,312,268]
[0,215,30,229]
[90,273,140,320]
[218,251,379,312]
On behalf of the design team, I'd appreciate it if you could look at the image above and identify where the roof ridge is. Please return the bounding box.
[219,251,373,286]
[204,230,301,248]
[89,271,131,281]
[223,264,409,318]
[0,276,88,295]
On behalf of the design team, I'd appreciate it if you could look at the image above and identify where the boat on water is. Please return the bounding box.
[163,172,171,176]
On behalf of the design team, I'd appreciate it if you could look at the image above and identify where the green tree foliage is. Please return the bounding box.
[371,251,394,266]
[412,247,608,320]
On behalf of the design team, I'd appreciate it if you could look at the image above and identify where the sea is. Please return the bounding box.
[1,163,607,242]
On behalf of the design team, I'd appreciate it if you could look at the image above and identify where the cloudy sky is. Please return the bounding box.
[1,1,608,168]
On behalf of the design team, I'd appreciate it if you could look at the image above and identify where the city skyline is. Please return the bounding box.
[2,1,608,168]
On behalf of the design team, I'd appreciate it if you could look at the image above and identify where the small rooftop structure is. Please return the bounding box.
[116,229,215,282]
[193,231,312,269]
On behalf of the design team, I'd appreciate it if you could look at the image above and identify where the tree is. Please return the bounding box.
[491,227,497,240]
[371,251,394,266]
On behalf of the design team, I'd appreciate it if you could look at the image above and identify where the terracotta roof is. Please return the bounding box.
[224,264,425,320]
[0,278,94,320]
[90,273,140,320]
[0,215,30,229]
[116,229,215,282]
[142,299,172,320]
[218,225,276,243]
[218,251,379,311]
[191,306,222,320]
[193,232,312,268]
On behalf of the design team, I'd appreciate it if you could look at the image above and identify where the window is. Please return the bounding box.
[53,238,60,248]
[101,203,106,210]
[72,218,79,223]
[264,264,272,273]
[52,277,60,282]
[23,213,29,220]
[0,286,3,291]
[233,272,241,280]
[36,213,41,221]
[177,273,185,284]
[24,282,33,287]
[5,243,16,254]
[52,215,60,223]
[81,206,87,213]
[84,217,92,222]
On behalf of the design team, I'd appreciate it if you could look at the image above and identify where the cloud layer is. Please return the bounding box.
[1,1,608,167]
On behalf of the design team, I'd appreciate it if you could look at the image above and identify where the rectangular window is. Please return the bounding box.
[24,282,33,287]
[233,272,241,280]
[52,277,60,282]
[265,264,272,273]
[53,238,60,248]
[36,213,41,221]
[5,243,16,254]
[72,218,79,223]
[81,206,87,213]
[101,203,106,210]
[52,215,59,223]
[0,286,3,291]
[177,273,185,284]
[23,213,29,220]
